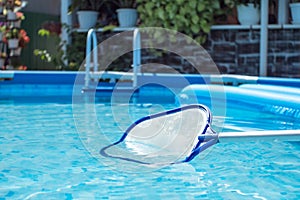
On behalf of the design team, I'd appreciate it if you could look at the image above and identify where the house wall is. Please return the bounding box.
[22,0,60,15]
[21,12,60,70]
[17,0,61,70]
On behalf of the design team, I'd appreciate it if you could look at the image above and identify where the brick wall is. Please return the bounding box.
[205,28,300,77]
[97,28,300,77]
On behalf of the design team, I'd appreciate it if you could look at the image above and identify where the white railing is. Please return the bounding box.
[85,29,98,88]
[84,28,141,89]
[132,28,141,87]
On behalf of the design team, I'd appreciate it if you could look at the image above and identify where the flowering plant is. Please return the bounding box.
[5,0,22,11]
[16,11,24,20]
[18,29,29,47]
[4,28,30,47]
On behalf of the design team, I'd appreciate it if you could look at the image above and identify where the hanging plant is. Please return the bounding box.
[4,28,30,49]
[4,27,18,48]
[5,0,23,11]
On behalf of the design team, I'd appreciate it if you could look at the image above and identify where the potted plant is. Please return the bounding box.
[237,0,260,25]
[4,28,30,49]
[70,0,107,29]
[5,0,24,20]
[225,0,260,25]
[13,11,25,28]
[290,0,300,24]
[14,29,29,55]
[5,28,19,49]
[114,0,137,27]
[6,0,17,20]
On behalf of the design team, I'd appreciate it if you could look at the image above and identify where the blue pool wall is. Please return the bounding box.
[1,71,300,86]
[0,71,78,85]
[0,71,300,100]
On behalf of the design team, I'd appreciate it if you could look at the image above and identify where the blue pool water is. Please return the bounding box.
[1,72,300,199]
[1,92,300,199]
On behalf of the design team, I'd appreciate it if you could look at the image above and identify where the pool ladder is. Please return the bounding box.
[84,28,141,91]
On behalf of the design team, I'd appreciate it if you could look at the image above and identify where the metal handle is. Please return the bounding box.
[218,130,300,142]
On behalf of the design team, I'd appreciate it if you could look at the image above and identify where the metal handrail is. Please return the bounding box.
[132,28,141,88]
[84,28,141,89]
[85,29,98,88]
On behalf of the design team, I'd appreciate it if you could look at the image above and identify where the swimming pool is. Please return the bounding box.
[1,72,300,199]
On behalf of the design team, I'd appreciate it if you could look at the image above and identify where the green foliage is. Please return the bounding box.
[111,0,136,8]
[136,0,224,44]
[33,49,52,62]
[102,24,117,32]
[64,32,86,70]
[34,27,84,71]
[224,0,260,8]
[0,25,6,33]
[37,29,50,37]
[68,0,107,12]
[237,0,260,6]
[5,27,19,39]
[34,28,66,70]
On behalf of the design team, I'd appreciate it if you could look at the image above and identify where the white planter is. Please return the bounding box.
[237,4,260,25]
[117,8,138,27]
[10,47,22,56]
[6,65,13,70]
[77,11,99,29]
[8,39,19,49]
[290,3,300,24]
[13,20,22,28]
[7,10,17,20]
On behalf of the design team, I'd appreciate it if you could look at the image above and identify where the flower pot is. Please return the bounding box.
[117,8,138,27]
[237,4,260,25]
[10,47,22,56]
[13,20,22,28]
[7,10,17,20]
[77,11,99,29]
[8,39,19,49]
[290,3,300,24]
[6,65,14,70]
